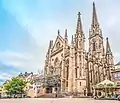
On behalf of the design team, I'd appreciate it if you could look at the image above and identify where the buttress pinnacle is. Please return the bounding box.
[106,37,112,54]
[65,29,68,39]
[64,29,68,43]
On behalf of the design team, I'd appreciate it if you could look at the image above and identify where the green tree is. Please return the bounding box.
[4,77,27,97]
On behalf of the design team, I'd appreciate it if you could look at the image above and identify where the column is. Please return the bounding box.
[68,51,73,92]
[61,58,65,92]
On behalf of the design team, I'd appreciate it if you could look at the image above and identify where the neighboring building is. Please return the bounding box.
[112,62,120,81]
[0,80,10,98]
[17,72,33,80]
[17,72,44,97]
[27,74,44,98]
[44,2,114,96]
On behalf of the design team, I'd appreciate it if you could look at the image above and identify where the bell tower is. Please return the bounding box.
[89,2,104,57]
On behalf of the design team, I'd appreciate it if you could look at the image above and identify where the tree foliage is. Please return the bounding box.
[4,77,27,96]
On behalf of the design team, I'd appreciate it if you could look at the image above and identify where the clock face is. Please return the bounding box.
[114,72,120,79]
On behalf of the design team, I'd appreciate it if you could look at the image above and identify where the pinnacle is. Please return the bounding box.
[65,29,68,38]
[106,37,112,54]
[58,29,60,35]
[76,12,83,35]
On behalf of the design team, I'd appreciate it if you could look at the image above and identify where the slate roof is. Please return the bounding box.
[115,61,120,66]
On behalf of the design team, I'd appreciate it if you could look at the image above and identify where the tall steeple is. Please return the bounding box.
[106,38,112,55]
[76,12,83,35]
[92,2,99,27]
[89,2,104,55]
[75,12,85,49]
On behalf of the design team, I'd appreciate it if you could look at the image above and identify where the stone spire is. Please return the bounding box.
[106,38,112,55]
[76,12,83,35]
[92,2,99,27]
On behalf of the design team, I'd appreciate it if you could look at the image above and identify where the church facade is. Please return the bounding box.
[44,3,114,95]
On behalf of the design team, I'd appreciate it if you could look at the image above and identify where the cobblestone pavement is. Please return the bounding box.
[0,98,120,103]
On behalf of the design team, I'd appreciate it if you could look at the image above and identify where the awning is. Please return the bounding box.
[95,79,115,88]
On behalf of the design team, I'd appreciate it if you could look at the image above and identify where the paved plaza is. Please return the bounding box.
[0,98,120,103]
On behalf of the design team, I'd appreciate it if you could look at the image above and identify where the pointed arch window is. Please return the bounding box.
[54,57,60,75]
[56,42,60,49]
[80,70,81,77]
[79,55,81,61]
[75,68,77,78]
[66,67,69,80]
[66,59,69,80]
[54,57,59,66]
[93,42,96,51]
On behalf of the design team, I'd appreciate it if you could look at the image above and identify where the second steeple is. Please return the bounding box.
[92,2,99,28]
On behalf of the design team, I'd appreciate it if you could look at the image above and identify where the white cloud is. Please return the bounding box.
[0,50,45,72]
[0,72,13,80]
[0,72,19,85]
[0,0,120,73]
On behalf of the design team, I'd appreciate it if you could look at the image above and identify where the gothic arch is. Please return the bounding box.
[89,62,93,83]
[99,66,103,81]
[93,42,96,51]
[56,42,61,48]
[65,59,69,66]
[54,57,59,66]
[59,61,62,75]
[94,64,98,84]
[65,59,69,81]
[54,57,60,75]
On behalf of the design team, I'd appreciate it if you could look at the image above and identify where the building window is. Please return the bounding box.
[93,42,96,51]
[75,68,77,78]
[80,71,81,77]
[80,82,81,86]
[66,67,69,80]
[79,55,81,61]
[66,81,68,87]
[99,43,101,48]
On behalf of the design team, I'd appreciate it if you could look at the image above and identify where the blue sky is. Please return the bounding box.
[0,0,120,85]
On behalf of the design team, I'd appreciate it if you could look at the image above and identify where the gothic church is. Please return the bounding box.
[44,2,114,95]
